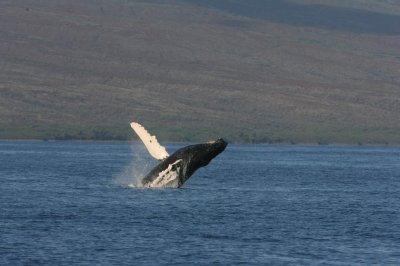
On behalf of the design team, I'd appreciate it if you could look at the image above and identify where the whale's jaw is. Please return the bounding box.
[141,139,228,188]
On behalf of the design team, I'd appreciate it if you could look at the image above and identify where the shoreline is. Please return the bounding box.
[0,138,399,147]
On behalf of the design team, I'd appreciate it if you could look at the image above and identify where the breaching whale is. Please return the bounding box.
[130,122,227,188]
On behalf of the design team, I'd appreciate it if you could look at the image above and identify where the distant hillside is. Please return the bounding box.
[1,0,400,144]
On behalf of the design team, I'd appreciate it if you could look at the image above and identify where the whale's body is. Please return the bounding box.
[142,140,227,188]
[130,122,227,188]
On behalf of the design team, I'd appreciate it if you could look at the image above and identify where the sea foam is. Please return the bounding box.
[113,143,155,188]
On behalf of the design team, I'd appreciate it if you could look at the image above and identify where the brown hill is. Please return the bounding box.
[1,0,400,143]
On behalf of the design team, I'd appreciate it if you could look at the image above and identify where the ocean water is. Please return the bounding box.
[1,141,400,265]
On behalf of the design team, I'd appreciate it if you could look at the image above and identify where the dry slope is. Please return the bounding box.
[1,0,399,143]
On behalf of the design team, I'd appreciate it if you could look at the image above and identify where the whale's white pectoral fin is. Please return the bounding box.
[130,122,169,161]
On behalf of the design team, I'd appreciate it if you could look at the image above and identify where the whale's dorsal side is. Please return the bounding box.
[130,122,169,161]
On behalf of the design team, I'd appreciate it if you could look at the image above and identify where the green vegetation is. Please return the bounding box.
[1,123,398,145]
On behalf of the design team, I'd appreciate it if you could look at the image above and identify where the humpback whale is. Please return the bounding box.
[130,122,227,188]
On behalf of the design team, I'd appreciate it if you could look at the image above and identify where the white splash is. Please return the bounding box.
[113,143,156,188]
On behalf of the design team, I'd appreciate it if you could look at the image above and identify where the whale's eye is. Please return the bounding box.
[207,140,216,144]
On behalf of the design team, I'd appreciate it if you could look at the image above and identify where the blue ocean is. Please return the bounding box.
[1,141,399,265]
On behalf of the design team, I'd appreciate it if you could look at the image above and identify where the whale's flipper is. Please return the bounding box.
[130,122,169,161]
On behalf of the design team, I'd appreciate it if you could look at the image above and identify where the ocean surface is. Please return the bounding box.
[1,141,400,265]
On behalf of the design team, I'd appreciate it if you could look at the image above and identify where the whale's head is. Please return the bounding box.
[204,138,228,162]
[179,138,228,180]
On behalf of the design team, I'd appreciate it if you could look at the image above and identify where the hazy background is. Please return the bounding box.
[1,0,399,143]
